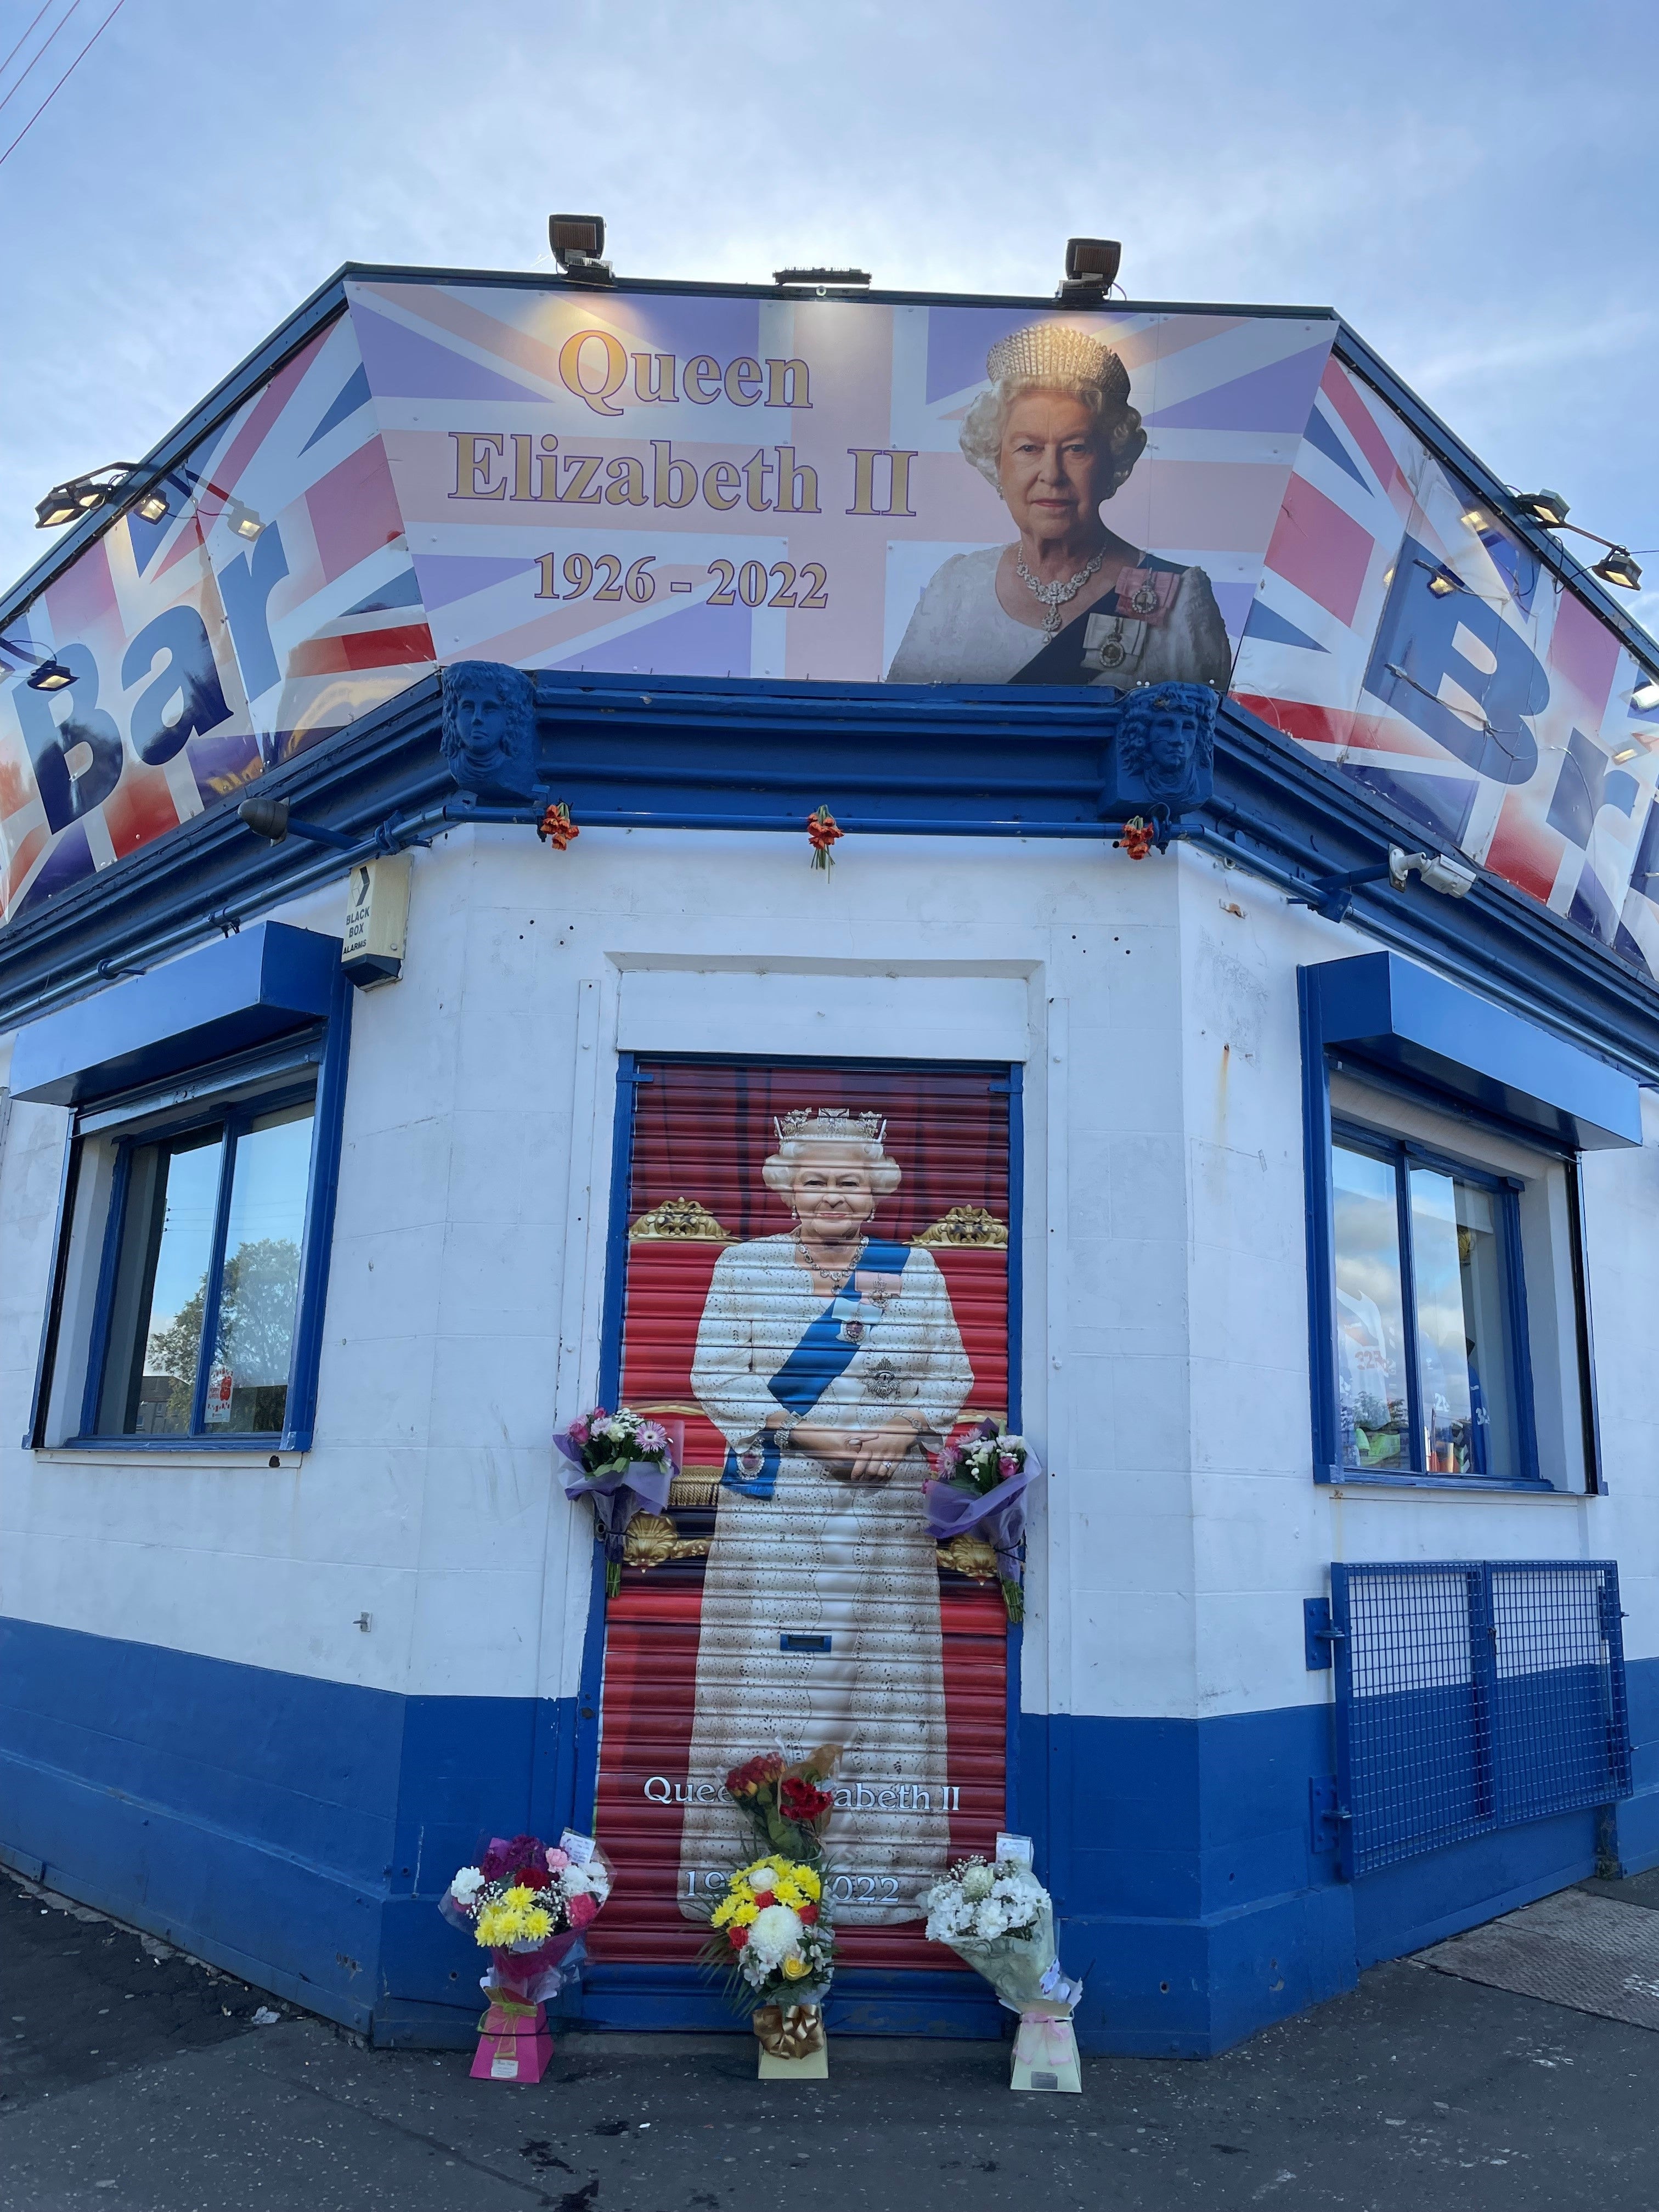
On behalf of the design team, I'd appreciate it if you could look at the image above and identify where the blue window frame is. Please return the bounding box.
[1330,1121,1538,1486]
[21,933,352,1456]
[1299,953,1633,1494]
[83,1082,321,1442]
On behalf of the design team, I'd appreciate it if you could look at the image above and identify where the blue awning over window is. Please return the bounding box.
[1303,950,1642,1150]
[9,923,341,1108]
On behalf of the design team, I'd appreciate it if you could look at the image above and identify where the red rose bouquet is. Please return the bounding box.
[723,1745,840,1865]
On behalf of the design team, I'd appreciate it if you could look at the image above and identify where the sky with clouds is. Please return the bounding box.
[2,0,1655,630]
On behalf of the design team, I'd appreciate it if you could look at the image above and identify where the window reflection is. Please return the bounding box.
[207,1105,312,1434]
[97,1131,225,1436]
[1332,1145,1410,1470]
[1409,1167,1513,1477]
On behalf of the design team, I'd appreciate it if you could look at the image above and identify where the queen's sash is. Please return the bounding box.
[721,1239,912,1499]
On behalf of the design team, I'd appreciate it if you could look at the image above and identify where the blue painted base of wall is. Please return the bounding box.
[4,1617,1654,2057]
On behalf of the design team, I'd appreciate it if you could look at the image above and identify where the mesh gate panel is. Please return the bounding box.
[1330,1561,1630,1879]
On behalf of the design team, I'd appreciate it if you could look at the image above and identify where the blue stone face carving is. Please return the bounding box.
[1111,680,1216,813]
[440,661,539,798]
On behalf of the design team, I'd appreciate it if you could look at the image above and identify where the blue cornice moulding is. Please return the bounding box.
[5,670,1659,1088]
[1302,950,1643,1151]
[8,921,340,1107]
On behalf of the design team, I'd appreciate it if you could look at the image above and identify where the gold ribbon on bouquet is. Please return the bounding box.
[479,1987,539,2068]
[752,2002,825,2059]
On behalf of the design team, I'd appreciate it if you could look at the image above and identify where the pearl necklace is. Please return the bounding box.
[1015,545,1110,635]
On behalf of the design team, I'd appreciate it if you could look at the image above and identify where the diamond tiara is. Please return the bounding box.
[774,1108,888,1146]
[985,321,1131,403]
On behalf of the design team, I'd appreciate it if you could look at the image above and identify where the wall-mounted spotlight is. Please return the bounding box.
[1515,488,1570,528]
[1631,679,1659,712]
[1058,237,1121,303]
[549,213,612,283]
[237,795,357,850]
[224,498,264,540]
[134,487,170,523]
[25,657,75,692]
[32,462,142,529]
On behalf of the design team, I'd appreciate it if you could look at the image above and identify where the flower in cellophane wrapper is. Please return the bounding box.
[922,1855,1083,2078]
[923,1421,1040,1621]
[554,1406,679,1596]
[699,1853,836,2042]
[440,1833,613,2007]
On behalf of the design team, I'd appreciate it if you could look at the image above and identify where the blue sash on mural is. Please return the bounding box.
[721,1240,912,1498]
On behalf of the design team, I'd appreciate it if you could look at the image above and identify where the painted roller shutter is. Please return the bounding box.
[586,1058,1014,1994]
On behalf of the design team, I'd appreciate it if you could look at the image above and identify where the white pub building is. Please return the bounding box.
[1,235,1656,2053]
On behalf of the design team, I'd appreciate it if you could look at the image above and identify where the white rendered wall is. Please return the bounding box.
[2,824,1657,1731]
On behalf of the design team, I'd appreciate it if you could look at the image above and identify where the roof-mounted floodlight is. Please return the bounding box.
[1515,488,1570,528]
[1631,678,1659,712]
[223,498,264,541]
[1058,237,1121,303]
[25,657,75,692]
[549,213,612,283]
[33,462,143,528]
[34,487,83,528]
[1505,489,1642,589]
[1592,546,1643,591]
[774,267,871,288]
[133,486,170,523]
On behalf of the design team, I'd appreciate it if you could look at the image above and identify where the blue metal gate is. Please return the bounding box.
[1329,1561,1631,1879]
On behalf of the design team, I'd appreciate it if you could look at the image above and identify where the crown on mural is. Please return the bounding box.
[774,1108,888,1146]
[985,321,1131,403]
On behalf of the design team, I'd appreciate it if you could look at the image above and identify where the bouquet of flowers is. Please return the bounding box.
[923,1420,1040,1620]
[723,1745,840,1865]
[693,1746,843,2062]
[441,1831,611,2005]
[554,1405,678,1594]
[923,1855,1084,2089]
[703,1853,836,2056]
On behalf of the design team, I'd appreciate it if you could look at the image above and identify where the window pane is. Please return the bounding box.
[1332,1144,1410,1469]
[1408,1167,1514,1477]
[206,1103,312,1434]
[96,1130,225,1435]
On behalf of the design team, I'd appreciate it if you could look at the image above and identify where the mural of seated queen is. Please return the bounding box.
[886,321,1232,692]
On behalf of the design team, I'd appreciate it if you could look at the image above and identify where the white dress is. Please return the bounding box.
[885,544,1233,689]
[679,1235,973,1924]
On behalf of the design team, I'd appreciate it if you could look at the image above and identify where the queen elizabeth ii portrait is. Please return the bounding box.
[678,1109,973,1925]
[886,321,1232,692]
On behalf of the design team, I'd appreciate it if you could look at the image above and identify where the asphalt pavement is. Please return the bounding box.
[3,1870,1656,2212]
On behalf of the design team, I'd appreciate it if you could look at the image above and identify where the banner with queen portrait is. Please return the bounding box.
[585,1057,1015,1979]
